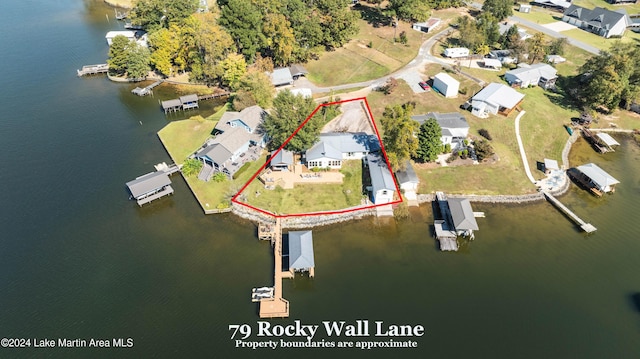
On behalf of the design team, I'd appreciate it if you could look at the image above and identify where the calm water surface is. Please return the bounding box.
[0,1,639,358]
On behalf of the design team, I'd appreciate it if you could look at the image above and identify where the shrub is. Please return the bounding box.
[232,162,251,179]
[394,202,410,220]
[478,128,493,140]
[399,31,408,45]
[459,87,468,95]
[379,77,398,95]
[443,143,451,153]
[213,172,227,182]
[368,40,373,48]
[474,139,495,161]
[460,149,469,159]
[181,158,203,177]
[310,167,322,172]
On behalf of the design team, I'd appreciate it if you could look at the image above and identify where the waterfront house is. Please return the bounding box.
[412,18,441,33]
[126,171,173,206]
[562,5,630,38]
[395,161,419,201]
[411,112,469,150]
[288,230,315,277]
[270,149,294,171]
[366,153,396,205]
[105,30,137,45]
[432,72,459,98]
[195,105,267,178]
[305,132,380,169]
[471,83,525,118]
[574,163,619,195]
[504,63,558,89]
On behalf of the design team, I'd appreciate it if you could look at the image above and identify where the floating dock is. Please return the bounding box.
[543,191,597,233]
[77,64,108,77]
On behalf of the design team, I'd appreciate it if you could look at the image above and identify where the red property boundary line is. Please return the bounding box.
[231,96,403,218]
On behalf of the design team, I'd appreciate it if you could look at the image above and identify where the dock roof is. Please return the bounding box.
[161,98,182,110]
[596,133,620,147]
[576,163,619,189]
[179,94,199,103]
[448,198,479,231]
[288,231,315,270]
[126,171,171,198]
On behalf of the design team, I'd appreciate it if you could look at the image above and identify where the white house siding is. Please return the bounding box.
[433,73,460,98]
[607,19,627,37]
[471,100,498,116]
[374,189,394,204]
[307,158,342,169]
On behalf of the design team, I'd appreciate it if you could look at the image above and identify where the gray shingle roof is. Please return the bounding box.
[270,149,294,166]
[179,94,198,104]
[366,153,396,193]
[126,171,171,198]
[196,143,234,165]
[506,63,558,84]
[448,198,479,231]
[395,160,419,184]
[161,98,182,110]
[412,112,469,130]
[306,132,380,161]
[288,231,314,270]
[271,67,293,86]
[289,64,308,77]
[306,141,342,161]
[564,5,629,30]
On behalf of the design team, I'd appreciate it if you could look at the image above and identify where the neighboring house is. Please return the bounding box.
[270,67,294,87]
[489,50,516,64]
[270,149,294,171]
[471,83,525,118]
[432,72,460,98]
[443,47,470,58]
[105,30,137,46]
[498,22,532,40]
[412,112,470,150]
[366,153,396,205]
[607,0,637,4]
[532,0,571,11]
[562,5,631,38]
[195,105,267,177]
[288,231,315,277]
[395,161,419,201]
[290,88,313,98]
[483,58,502,69]
[504,63,558,89]
[519,4,532,13]
[412,18,441,33]
[305,132,380,169]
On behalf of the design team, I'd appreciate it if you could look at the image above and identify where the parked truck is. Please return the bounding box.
[443,47,470,58]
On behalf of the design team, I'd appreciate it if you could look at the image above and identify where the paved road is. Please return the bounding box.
[508,16,600,55]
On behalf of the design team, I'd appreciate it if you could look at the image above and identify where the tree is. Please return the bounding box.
[262,91,320,152]
[526,32,547,64]
[415,118,442,162]
[380,103,419,169]
[125,43,151,79]
[389,0,431,22]
[262,13,296,66]
[474,139,494,161]
[475,43,491,57]
[129,0,199,30]
[548,37,568,56]
[317,0,360,48]
[220,53,247,89]
[219,0,266,61]
[148,26,180,76]
[579,42,640,111]
[477,12,500,46]
[107,35,131,76]
[182,158,203,177]
[455,16,484,51]
[481,0,512,22]
[234,70,275,108]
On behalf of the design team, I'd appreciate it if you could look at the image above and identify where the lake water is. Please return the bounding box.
[1,1,639,358]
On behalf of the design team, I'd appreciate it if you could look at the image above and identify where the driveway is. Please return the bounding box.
[543,21,576,32]
[396,70,427,94]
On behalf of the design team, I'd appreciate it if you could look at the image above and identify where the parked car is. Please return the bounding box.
[419,81,431,91]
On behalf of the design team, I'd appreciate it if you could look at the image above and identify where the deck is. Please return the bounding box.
[77,64,108,77]
[543,191,597,233]
[136,185,174,206]
[132,80,162,96]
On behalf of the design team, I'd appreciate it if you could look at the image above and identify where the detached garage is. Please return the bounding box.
[432,72,460,98]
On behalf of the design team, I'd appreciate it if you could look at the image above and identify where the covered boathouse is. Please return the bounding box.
[572,163,619,196]
[126,171,173,206]
[287,231,315,277]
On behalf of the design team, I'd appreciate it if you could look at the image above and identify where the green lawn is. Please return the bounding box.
[157,116,216,164]
[561,28,640,51]
[573,0,640,14]
[514,9,558,25]
[240,160,364,215]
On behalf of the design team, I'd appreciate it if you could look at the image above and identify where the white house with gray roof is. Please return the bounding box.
[305,132,380,169]
[562,5,630,38]
[366,153,396,205]
[195,105,267,177]
[471,83,525,118]
[412,112,470,150]
[504,63,558,89]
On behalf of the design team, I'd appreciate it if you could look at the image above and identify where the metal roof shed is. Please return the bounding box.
[576,163,619,193]
[288,231,315,271]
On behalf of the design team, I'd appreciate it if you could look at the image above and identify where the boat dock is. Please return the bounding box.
[132,80,163,96]
[124,22,144,30]
[581,128,607,153]
[434,192,459,251]
[154,162,181,175]
[543,191,597,233]
[255,218,290,318]
[77,64,108,77]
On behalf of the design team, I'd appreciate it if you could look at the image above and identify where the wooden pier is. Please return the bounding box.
[77,64,108,77]
[132,80,162,96]
[197,92,230,101]
[256,218,290,318]
[581,128,607,153]
[543,191,597,233]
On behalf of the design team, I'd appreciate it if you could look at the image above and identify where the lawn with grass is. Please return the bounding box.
[158,116,217,164]
[573,0,640,14]
[514,9,559,25]
[240,160,364,215]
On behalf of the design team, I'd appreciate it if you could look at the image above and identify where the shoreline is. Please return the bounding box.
[103,0,133,10]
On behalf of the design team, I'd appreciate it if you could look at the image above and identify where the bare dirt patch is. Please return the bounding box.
[321,100,375,134]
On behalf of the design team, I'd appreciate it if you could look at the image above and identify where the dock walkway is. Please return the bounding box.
[543,191,597,233]
[257,218,290,318]
[132,80,162,96]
